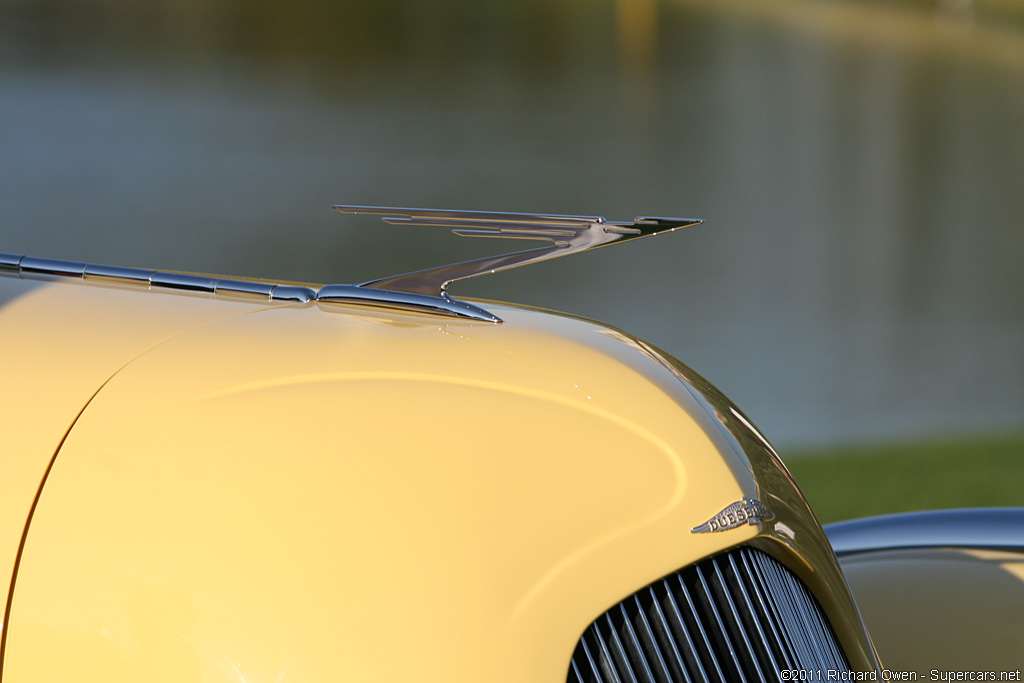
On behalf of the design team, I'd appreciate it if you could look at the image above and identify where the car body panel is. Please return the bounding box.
[828,507,1024,555]
[0,275,878,680]
[828,510,1024,671]
[840,547,1024,670]
[0,276,277,627]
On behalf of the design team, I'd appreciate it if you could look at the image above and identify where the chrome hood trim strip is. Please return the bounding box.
[0,253,317,304]
[0,252,494,319]
[316,284,500,323]
[825,508,1024,556]
[0,253,23,273]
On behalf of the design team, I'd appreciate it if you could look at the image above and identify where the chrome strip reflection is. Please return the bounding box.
[316,284,499,322]
[214,279,276,299]
[0,253,23,273]
[825,508,1024,556]
[151,271,218,293]
[0,252,495,320]
[270,285,316,303]
[0,252,318,305]
[84,263,156,284]
[19,257,87,279]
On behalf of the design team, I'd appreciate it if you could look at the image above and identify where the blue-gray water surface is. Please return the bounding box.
[2,0,1023,449]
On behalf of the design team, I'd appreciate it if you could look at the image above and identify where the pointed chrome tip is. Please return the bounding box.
[633,216,703,226]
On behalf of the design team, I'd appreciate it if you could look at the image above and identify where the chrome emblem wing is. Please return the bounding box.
[691,497,775,534]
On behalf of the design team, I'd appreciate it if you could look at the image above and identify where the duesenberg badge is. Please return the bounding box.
[691,497,775,533]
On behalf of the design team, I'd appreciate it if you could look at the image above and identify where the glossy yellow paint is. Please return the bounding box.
[0,277,276,637]
[1,276,878,680]
[842,547,1024,670]
[645,345,880,672]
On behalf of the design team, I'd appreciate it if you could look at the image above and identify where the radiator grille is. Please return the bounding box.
[568,547,850,682]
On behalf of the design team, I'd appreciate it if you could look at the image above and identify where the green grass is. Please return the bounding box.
[782,434,1024,525]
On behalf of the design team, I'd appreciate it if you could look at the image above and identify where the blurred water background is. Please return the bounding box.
[2,0,1023,450]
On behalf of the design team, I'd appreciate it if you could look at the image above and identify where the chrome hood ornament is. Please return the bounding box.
[2,205,702,324]
[321,206,702,323]
[691,497,775,534]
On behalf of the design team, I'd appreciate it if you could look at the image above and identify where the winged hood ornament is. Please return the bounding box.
[3,205,702,324]
[321,205,702,322]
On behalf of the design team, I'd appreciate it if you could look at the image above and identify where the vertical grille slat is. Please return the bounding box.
[603,613,641,683]
[629,595,677,683]
[645,587,697,683]
[580,634,607,683]
[593,619,624,683]
[738,548,796,669]
[760,552,828,670]
[728,553,784,674]
[752,551,816,667]
[669,576,721,681]
[616,603,659,683]
[692,565,746,682]
[571,657,587,683]
[568,547,852,682]
[709,559,767,683]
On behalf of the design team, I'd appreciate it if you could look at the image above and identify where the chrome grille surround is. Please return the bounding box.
[568,547,850,683]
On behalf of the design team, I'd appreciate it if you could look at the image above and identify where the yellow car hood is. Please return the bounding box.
[0,276,277,628]
[1,277,874,680]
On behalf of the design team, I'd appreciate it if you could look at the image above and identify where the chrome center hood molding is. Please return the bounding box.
[2,205,702,323]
